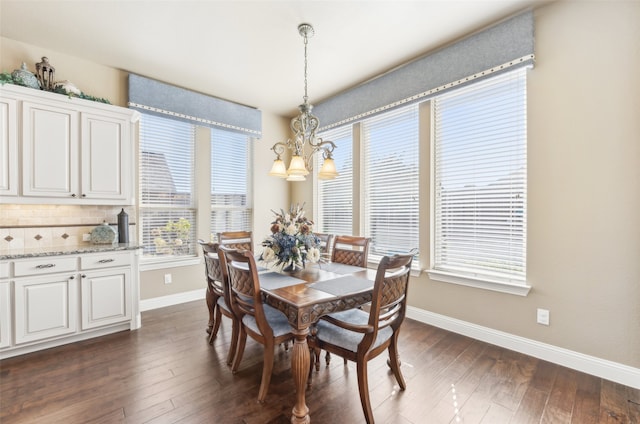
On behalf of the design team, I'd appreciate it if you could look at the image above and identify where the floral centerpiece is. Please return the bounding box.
[260,203,321,270]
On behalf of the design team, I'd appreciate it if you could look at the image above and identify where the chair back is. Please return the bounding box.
[198,240,224,296]
[365,250,417,347]
[331,235,371,267]
[314,233,334,257]
[218,231,253,252]
[219,246,273,339]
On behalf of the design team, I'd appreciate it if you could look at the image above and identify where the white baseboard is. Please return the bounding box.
[140,289,205,312]
[406,306,640,390]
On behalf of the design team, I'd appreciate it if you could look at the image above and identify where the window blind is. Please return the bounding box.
[139,113,196,257]
[315,125,353,235]
[361,104,420,260]
[433,68,527,283]
[210,128,253,235]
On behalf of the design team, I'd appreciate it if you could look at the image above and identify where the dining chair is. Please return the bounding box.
[198,240,240,365]
[330,235,371,267]
[217,231,253,252]
[314,232,334,259]
[307,249,417,424]
[220,246,294,403]
[319,234,371,366]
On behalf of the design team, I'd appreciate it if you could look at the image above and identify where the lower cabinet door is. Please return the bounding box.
[0,281,11,348]
[14,274,78,344]
[81,268,131,330]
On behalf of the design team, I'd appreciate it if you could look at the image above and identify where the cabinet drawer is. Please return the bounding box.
[14,256,77,277]
[81,252,131,270]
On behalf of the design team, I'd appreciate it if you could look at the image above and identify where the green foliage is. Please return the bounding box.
[1,71,111,104]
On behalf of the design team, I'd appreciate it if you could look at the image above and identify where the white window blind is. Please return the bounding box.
[211,128,252,236]
[361,104,420,260]
[139,113,196,258]
[433,68,527,284]
[315,126,353,235]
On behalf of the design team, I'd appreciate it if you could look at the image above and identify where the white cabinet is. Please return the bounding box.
[0,95,18,196]
[1,248,141,359]
[81,268,131,330]
[0,83,139,205]
[14,273,78,344]
[81,112,131,201]
[80,251,132,330]
[21,100,79,198]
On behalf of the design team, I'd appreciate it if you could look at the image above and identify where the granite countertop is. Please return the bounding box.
[0,243,144,260]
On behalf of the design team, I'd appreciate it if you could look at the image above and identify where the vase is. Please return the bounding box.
[282,260,302,272]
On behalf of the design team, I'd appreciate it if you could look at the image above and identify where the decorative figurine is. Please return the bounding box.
[35,56,55,90]
[11,62,41,89]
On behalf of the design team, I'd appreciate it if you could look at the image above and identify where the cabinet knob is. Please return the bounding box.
[81,194,86,198]
[81,274,87,278]
[70,275,75,280]
[71,193,77,198]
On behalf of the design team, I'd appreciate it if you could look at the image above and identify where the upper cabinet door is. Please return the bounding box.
[0,96,18,196]
[22,100,80,199]
[81,113,131,202]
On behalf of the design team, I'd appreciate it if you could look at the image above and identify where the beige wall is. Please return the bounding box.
[2,0,638,369]
[401,1,639,369]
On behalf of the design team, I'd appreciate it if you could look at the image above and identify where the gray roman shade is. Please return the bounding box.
[314,10,534,130]
[128,74,261,137]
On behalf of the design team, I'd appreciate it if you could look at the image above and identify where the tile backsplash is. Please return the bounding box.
[0,204,136,251]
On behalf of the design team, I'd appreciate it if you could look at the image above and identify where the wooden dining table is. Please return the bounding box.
[258,261,378,423]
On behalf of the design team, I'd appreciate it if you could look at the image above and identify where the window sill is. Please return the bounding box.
[426,269,531,296]
[140,256,202,272]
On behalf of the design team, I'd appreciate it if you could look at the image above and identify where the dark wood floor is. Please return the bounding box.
[1,300,638,424]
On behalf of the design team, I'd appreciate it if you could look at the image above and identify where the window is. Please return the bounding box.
[210,128,253,236]
[315,104,420,265]
[361,104,420,261]
[315,125,353,235]
[139,113,196,259]
[431,69,527,290]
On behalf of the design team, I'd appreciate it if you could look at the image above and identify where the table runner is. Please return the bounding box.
[316,262,367,275]
[259,272,305,290]
[309,276,374,296]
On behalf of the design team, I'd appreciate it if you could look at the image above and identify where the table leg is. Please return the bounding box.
[290,328,310,424]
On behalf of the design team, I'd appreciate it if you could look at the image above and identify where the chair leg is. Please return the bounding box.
[314,347,321,371]
[325,350,331,366]
[226,318,240,366]
[232,327,247,374]
[205,288,214,334]
[388,335,406,390]
[210,305,223,341]
[356,359,374,424]
[257,341,275,403]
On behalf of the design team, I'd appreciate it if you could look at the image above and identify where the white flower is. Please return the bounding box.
[307,247,320,263]
[285,224,297,235]
[262,247,276,262]
[174,238,183,246]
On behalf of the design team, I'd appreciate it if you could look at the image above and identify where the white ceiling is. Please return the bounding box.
[0,0,549,117]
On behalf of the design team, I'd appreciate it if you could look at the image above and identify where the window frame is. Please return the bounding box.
[138,112,198,268]
[210,128,254,239]
[427,69,531,296]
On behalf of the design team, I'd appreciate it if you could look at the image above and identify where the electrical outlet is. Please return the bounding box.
[164,273,172,284]
[82,233,91,241]
[537,308,550,326]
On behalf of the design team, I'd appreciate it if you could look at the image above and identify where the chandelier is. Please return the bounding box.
[268,23,338,181]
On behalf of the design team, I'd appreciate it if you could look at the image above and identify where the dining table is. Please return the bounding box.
[257,261,378,424]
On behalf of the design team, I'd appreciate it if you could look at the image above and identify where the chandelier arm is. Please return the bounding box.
[271,142,288,159]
